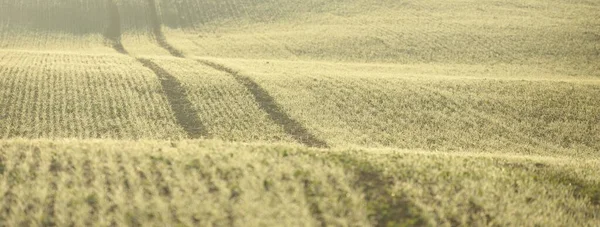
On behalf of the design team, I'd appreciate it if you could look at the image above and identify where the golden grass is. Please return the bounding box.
[0,139,598,226]
[0,51,186,139]
[3,0,599,77]
[1,0,599,225]
[197,57,600,156]
[163,0,600,77]
[142,57,297,143]
[1,50,598,152]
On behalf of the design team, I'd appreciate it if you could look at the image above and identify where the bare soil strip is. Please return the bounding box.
[197,59,329,148]
[146,0,184,58]
[137,59,207,139]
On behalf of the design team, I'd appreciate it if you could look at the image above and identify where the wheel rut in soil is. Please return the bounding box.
[104,0,325,145]
[104,0,206,139]
[197,59,329,148]
[146,0,185,58]
[137,58,208,139]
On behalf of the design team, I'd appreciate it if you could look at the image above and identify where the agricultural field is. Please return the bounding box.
[0,0,599,226]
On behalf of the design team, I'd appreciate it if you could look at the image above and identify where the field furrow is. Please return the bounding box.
[423,80,600,151]
[137,58,206,139]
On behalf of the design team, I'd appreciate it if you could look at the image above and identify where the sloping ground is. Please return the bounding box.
[2,0,598,77]
[0,0,599,225]
[1,51,599,153]
[202,58,600,155]
[0,140,598,226]
[141,57,299,144]
[0,48,598,152]
[166,0,600,76]
[0,50,186,139]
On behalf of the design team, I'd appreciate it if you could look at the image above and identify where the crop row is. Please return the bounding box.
[1,51,599,152]
[1,0,597,71]
[208,58,600,155]
[0,140,598,226]
[144,57,297,143]
[0,51,186,139]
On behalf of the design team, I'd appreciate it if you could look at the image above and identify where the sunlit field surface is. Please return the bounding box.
[0,0,599,226]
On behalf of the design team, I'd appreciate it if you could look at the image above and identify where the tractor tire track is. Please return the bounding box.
[137,58,208,139]
[146,0,185,58]
[107,0,327,146]
[103,0,206,139]
[141,0,328,147]
[197,59,329,148]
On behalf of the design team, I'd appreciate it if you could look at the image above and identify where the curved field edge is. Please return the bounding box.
[0,139,598,226]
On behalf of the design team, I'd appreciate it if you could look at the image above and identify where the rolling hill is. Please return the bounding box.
[0,0,599,226]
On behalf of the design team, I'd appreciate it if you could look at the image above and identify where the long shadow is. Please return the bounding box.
[146,0,185,58]
[197,60,329,148]
[138,59,208,139]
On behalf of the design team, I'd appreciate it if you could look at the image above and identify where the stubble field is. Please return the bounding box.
[0,0,599,226]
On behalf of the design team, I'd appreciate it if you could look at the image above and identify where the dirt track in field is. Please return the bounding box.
[197,59,329,148]
[138,58,208,139]
[101,0,327,147]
